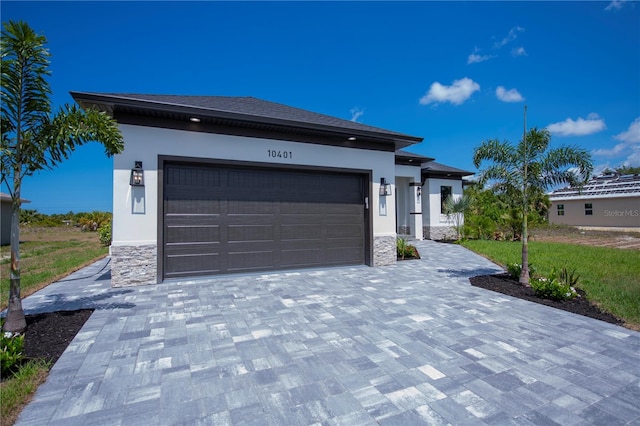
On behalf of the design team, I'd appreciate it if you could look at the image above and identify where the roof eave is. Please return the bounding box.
[71,91,423,150]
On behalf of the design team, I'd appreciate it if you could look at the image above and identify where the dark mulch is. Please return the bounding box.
[470,273,623,325]
[23,309,94,364]
[1,310,92,382]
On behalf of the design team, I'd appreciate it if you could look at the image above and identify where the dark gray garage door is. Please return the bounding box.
[162,162,367,279]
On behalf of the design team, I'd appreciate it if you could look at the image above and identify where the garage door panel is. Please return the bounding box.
[324,214,363,226]
[228,225,274,242]
[166,199,221,215]
[228,169,279,189]
[327,224,364,238]
[326,236,364,247]
[164,163,366,278]
[327,246,363,263]
[323,204,362,215]
[166,166,221,187]
[227,200,278,215]
[166,225,220,243]
[227,251,274,271]
[165,253,221,275]
[164,242,220,255]
[281,249,321,267]
[280,224,323,240]
[279,202,318,215]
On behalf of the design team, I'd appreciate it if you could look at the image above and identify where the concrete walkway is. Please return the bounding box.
[13,240,640,425]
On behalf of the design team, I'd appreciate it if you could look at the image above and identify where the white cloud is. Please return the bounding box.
[467,53,493,64]
[350,107,364,122]
[593,143,626,157]
[547,113,606,136]
[496,86,524,102]
[467,47,494,64]
[419,77,480,106]
[604,0,626,11]
[494,26,525,49]
[511,47,527,57]
[614,117,640,143]
[593,143,640,166]
[593,162,613,175]
[624,146,640,166]
[594,118,640,166]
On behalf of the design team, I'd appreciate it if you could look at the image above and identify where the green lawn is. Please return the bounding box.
[0,227,108,310]
[462,240,640,329]
[0,360,49,425]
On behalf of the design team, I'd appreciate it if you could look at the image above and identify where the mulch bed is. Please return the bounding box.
[2,309,93,383]
[470,273,623,325]
[22,309,94,364]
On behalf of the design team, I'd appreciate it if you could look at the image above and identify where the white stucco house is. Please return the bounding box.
[72,92,470,286]
[393,152,473,241]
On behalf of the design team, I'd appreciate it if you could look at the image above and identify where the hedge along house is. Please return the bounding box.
[548,172,640,230]
[71,92,426,286]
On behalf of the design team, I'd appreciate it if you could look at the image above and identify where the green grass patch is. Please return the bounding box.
[462,240,640,328]
[0,360,50,425]
[0,227,108,310]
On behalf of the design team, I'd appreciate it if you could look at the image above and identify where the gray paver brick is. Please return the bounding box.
[7,241,639,425]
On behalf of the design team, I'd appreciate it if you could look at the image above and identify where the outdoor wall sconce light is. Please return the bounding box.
[130,161,144,186]
[379,178,392,196]
[416,186,422,199]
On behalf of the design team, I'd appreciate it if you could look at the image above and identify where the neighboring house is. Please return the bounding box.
[1,192,30,246]
[549,173,640,230]
[71,92,468,287]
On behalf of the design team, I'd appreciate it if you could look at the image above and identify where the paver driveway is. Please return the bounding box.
[14,240,640,425]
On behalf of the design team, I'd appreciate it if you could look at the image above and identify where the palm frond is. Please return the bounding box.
[1,20,52,138]
[473,139,516,169]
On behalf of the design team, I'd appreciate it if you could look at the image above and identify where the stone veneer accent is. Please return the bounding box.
[373,235,397,266]
[111,238,399,285]
[110,245,157,287]
[423,226,457,241]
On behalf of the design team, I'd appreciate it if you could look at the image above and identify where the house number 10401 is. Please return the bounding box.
[268,150,293,159]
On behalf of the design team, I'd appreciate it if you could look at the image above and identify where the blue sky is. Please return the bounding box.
[2,1,639,214]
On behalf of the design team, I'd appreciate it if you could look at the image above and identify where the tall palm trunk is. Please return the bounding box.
[520,207,530,286]
[519,105,530,286]
[5,166,26,333]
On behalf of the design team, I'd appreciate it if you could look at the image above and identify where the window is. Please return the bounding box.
[585,203,593,216]
[557,204,565,216]
[440,186,452,214]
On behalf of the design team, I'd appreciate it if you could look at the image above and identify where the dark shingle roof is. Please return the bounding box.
[422,161,474,177]
[395,149,434,166]
[70,92,423,149]
[0,192,30,203]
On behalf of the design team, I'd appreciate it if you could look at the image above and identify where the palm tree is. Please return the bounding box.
[473,123,592,286]
[443,194,471,240]
[1,21,124,333]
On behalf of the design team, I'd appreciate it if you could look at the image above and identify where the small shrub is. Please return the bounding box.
[530,267,578,301]
[98,222,112,246]
[558,266,580,287]
[397,238,420,260]
[506,262,536,279]
[1,331,25,378]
